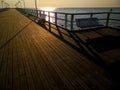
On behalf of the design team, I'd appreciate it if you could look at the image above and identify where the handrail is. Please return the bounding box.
[17,8,120,31]
[0,8,8,12]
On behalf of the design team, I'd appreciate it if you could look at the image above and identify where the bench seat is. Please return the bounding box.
[76,18,104,29]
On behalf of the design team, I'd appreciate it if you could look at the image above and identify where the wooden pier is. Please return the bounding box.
[0,9,118,90]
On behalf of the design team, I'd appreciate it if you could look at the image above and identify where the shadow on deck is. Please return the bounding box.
[38,22,120,66]
[23,11,120,88]
[34,16,120,89]
[87,35,120,52]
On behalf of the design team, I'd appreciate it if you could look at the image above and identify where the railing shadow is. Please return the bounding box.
[24,11,120,68]
[39,22,114,68]
[25,15,100,66]
[40,23,120,88]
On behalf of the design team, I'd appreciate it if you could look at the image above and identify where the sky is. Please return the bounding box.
[1,0,120,8]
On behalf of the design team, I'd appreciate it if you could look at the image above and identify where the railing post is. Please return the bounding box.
[43,11,45,20]
[90,13,93,18]
[33,10,35,16]
[32,10,34,15]
[34,0,38,17]
[43,11,45,15]
[1,1,4,8]
[71,14,74,31]
[31,10,32,15]
[48,12,51,31]
[48,12,50,22]
[106,12,110,27]
[39,10,41,17]
[55,12,57,25]
[65,14,67,28]
[36,10,38,17]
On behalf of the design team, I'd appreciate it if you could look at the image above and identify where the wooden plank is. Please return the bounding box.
[12,37,20,90]
[22,32,46,90]
[5,19,13,90]
[16,36,28,90]
[18,34,36,90]
[25,29,73,88]
[24,26,60,90]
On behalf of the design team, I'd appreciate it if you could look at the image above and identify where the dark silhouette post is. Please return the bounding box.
[17,1,22,8]
[1,0,4,8]
[15,1,21,8]
[1,0,9,8]
[4,2,9,8]
[110,8,112,12]
[34,0,38,17]
[21,0,25,8]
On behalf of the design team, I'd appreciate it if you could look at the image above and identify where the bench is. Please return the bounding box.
[76,18,104,29]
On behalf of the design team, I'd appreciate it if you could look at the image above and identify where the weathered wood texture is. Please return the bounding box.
[0,9,112,90]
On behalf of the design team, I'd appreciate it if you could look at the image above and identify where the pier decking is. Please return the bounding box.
[0,9,115,90]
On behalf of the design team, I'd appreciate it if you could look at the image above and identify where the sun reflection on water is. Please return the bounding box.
[39,7,56,22]
[40,7,56,11]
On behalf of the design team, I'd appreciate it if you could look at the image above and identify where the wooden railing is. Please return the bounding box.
[17,8,120,31]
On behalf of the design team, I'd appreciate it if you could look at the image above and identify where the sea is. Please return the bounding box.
[26,7,120,30]
[54,8,120,30]
[55,7,120,13]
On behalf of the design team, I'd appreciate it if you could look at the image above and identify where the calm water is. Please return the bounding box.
[55,8,120,29]
[55,8,120,13]
[29,7,120,30]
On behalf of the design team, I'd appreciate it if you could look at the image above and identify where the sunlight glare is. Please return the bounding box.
[40,7,56,11]
[39,7,56,23]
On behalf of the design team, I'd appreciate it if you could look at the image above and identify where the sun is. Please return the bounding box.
[40,7,56,11]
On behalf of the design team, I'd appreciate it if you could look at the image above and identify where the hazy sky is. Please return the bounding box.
[2,0,120,8]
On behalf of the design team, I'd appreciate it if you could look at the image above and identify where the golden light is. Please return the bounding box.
[40,7,56,11]
[39,7,56,22]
